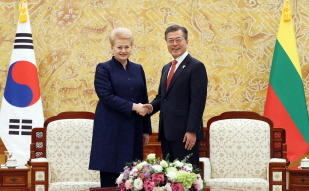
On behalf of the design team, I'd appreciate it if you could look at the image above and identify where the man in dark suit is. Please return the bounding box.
[144,25,208,167]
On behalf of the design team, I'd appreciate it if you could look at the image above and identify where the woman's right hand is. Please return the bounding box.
[132,103,148,116]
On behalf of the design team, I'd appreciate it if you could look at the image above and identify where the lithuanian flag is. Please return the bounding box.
[264,0,309,163]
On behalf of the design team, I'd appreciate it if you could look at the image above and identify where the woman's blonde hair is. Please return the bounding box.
[109,27,134,46]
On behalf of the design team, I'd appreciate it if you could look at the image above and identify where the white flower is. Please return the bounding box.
[196,178,204,190]
[136,164,143,171]
[133,178,143,190]
[141,161,148,166]
[116,173,124,184]
[166,171,177,181]
[147,153,156,161]
[152,164,163,172]
[164,183,172,191]
[173,160,184,167]
[186,166,193,171]
[136,161,148,170]
[129,167,139,176]
[153,187,164,191]
[153,184,172,191]
[184,164,193,171]
[166,167,177,173]
[160,160,168,168]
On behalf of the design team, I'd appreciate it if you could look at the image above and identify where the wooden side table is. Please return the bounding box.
[0,166,29,191]
[288,168,309,191]
[143,133,161,159]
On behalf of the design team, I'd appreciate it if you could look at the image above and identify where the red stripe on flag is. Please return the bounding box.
[264,85,309,162]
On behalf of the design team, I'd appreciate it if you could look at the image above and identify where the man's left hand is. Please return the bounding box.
[183,132,196,150]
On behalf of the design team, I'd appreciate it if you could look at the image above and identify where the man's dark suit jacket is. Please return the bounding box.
[151,54,208,141]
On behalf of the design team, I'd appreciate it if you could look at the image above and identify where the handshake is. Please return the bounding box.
[133,103,153,117]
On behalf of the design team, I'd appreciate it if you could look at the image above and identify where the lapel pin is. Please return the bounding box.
[183,65,186,68]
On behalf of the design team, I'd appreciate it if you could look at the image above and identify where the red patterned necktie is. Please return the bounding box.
[166,60,177,90]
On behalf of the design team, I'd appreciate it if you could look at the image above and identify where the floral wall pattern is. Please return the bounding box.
[1,0,309,136]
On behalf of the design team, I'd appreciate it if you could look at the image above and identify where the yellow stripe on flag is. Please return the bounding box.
[277,2,302,78]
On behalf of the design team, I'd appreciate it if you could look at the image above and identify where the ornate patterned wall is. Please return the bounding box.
[1,0,309,133]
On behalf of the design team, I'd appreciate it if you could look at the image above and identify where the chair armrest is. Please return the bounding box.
[31,158,48,162]
[199,157,211,180]
[269,158,286,163]
[267,158,287,180]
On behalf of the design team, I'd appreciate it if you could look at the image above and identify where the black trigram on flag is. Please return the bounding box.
[14,33,33,49]
[9,119,32,135]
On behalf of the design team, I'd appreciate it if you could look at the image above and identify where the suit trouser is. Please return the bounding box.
[161,129,200,167]
[100,171,119,187]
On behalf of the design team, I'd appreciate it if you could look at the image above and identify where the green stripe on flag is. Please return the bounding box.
[270,40,309,143]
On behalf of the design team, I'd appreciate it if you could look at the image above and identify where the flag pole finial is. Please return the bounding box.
[19,0,28,23]
[283,0,292,22]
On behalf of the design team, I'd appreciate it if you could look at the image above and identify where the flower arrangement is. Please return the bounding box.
[116,153,205,191]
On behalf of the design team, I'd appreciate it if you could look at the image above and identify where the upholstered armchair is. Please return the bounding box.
[28,111,100,191]
[199,111,288,191]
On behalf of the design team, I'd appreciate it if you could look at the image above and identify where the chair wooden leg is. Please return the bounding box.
[31,162,49,191]
[269,162,287,191]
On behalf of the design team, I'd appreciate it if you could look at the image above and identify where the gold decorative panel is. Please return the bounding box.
[1,0,309,133]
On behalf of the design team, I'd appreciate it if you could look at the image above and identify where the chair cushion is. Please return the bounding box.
[49,182,100,191]
[46,119,100,183]
[206,178,268,190]
[210,119,270,179]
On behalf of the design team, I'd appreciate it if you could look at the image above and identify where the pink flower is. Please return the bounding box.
[125,179,134,190]
[119,183,126,191]
[151,173,165,185]
[170,182,184,191]
[194,179,202,190]
[143,178,155,191]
